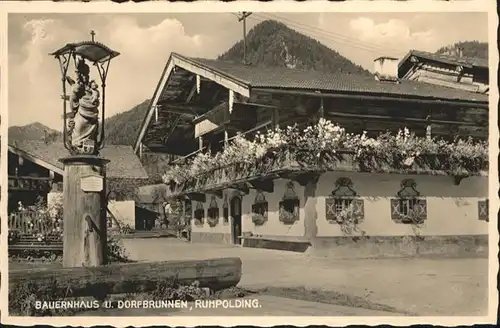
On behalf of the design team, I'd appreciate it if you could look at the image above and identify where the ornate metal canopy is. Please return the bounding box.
[50,31,120,156]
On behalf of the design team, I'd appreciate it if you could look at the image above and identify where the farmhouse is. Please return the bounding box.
[134,52,489,255]
[7,140,150,229]
[398,49,489,94]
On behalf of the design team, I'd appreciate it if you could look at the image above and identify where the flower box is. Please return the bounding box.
[193,208,205,226]
[251,212,267,226]
[279,199,300,224]
[162,121,488,198]
[207,207,219,227]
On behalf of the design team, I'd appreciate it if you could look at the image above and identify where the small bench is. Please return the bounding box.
[8,235,63,253]
[9,243,63,252]
[239,235,311,253]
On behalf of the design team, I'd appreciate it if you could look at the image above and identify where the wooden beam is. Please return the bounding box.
[172,54,250,98]
[325,110,478,126]
[187,192,206,203]
[8,146,64,176]
[228,183,249,195]
[292,172,322,186]
[235,101,278,109]
[272,107,279,128]
[318,98,324,118]
[134,56,176,153]
[453,175,467,186]
[251,87,488,108]
[207,190,223,198]
[158,103,207,116]
[185,83,197,103]
[196,74,201,93]
[229,90,234,113]
[9,258,242,301]
[161,115,182,145]
[248,178,274,193]
[198,136,203,150]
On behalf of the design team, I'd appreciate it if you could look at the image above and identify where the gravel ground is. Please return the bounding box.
[121,238,489,316]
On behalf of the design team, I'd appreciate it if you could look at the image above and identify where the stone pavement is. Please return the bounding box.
[121,238,489,316]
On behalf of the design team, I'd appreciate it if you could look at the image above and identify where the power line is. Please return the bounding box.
[254,12,407,55]
[235,12,253,64]
[248,13,407,56]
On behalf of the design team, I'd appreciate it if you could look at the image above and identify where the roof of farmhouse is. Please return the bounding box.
[398,50,489,79]
[399,50,488,70]
[8,140,149,180]
[165,53,488,103]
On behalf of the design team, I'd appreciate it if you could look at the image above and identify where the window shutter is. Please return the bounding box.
[352,198,364,222]
[416,199,427,222]
[390,199,401,221]
[478,200,489,222]
[325,197,337,222]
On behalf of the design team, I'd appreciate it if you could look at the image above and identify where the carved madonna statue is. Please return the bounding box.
[66,57,100,153]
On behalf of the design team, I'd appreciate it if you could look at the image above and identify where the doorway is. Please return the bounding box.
[230,196,242,245]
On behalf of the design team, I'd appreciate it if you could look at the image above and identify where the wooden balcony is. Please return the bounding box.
[193,102,258,138]
[8,176,53,192]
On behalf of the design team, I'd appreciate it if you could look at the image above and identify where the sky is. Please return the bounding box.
[8,12,488,130]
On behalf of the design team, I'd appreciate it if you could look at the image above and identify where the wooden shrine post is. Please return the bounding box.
[60,155,109,267]
[51,31,119,268]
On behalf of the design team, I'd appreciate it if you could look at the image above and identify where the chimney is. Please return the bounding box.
[374,56,400,83]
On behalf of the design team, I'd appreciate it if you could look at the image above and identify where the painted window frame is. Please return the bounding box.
[222,195,229,224]
[251,190,268,225]
[193,201,205,225]
[478,199,489,222]
[325,177,364,224]
[207,196,220,227]
[391,179,427,224]
[279,181,300,224]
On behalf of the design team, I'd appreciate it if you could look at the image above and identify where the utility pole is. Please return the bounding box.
[237,12,252,65]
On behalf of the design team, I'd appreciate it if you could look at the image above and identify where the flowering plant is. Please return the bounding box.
[9,200,64,243]
[207,208,219,227]
[251,212,268,225]
[279,205,299,224]
[331,203,366,236]
[162,120,488,191]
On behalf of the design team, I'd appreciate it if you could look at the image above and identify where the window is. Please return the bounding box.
[478,199,489,222]
[193,201,205,225]
[222,195,229,224]
[398,198,419,216]
[325,177,364,224]
[279,181,300,224]
[391,179,427,224]
[184,199,192,217]
[251,191,268,225]
[207,196,219,227]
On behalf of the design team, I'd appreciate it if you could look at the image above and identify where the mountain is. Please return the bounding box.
[94,20,373,147]
[8,20,404,177]
[104,99,150,146]
[9,122,62,142]
[219,20,372,76]
[435,41,488,59]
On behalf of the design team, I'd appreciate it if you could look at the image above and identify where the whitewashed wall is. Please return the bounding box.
[190,172,488,239]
